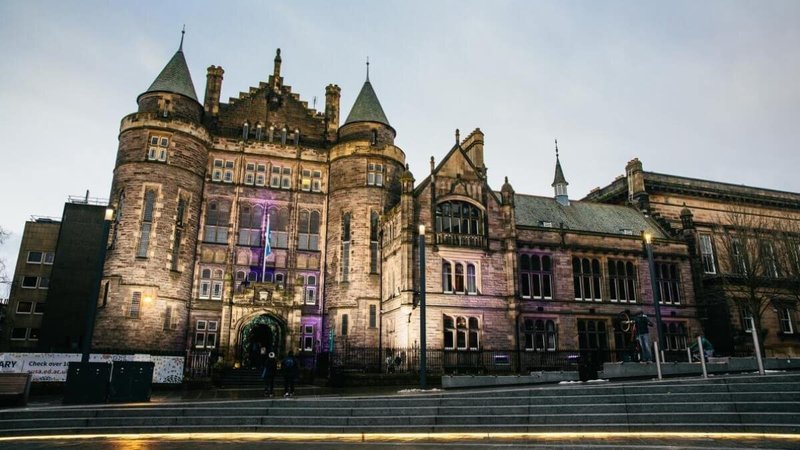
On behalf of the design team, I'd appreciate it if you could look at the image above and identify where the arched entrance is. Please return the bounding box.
[239,314,285,368]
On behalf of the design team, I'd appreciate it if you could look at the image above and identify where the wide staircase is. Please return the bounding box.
[0,373,798,436]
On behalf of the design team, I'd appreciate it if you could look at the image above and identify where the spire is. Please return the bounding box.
[140,31,199,102]
[552,139,569,205]
[179,25,185,51]
[343,69,391,127]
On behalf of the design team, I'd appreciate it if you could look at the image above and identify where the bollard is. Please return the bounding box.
[654,341,663,380]
[750,326,766,375]
[698,336,708,379]
[686,346,692,363]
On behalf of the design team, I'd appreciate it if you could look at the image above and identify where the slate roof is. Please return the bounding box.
[142,49,198,102]
[343,81,390,126]
[514,194,665,237]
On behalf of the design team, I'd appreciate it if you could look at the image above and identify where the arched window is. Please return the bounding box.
[446,316,480,350]
[204,200,230,244]
[242,121,250,140]
[523,318,557,351]
[442,261,453,292]
[434,201,484,247]
[199,268,212,299]
[370,211,379,273]
[454,263,465,292]
[137,189,156,257]
[466,264,477,294]
[298,210,321,251]
[211,269,224,300]
[238,204,263,246]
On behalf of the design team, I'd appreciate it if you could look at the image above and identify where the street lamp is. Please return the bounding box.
[418,224,427,389]
[642,231,665,358]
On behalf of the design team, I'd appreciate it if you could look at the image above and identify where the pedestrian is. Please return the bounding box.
[386,354,395,373]
[263,351,278,397]
[282,351,299,397]
[633,311,654,362]
[394,354,402,372]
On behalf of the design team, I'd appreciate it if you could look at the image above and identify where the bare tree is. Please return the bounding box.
[0,225,8,285]
[714,205,787,347]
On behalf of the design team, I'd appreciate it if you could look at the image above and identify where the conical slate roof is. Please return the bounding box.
[552,156,569,187]
[343,81,390,127]
[142,49,198,102]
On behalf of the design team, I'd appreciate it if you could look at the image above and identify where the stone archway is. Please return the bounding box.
[238,314,286,369]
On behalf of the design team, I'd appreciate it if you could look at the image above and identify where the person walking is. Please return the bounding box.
[281,351,299,397]
[263,352,278,397]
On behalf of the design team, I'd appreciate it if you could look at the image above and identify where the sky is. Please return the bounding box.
[1,0,799,297]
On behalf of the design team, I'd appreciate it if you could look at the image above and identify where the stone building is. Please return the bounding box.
[586,159,800,357]
[1,218,59,350]
[8,37,794,365]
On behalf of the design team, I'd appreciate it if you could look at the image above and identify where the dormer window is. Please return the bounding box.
[540,221,553,228]
[620,229,633,236]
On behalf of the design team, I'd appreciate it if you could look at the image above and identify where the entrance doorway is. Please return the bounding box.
[240,314,284,368]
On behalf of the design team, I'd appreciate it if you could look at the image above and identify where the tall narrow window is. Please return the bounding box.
[298,210,320,250]
[199,268,211,299]
[269,207,289,248]
[341,314,349,336]
[608,260,637,303]
[242,121,250,140]
[341,213,351,282]
[761,241,779,278]
[699,234,716,274]
[454,263,465,292]
[656,262,681,305]
[370,211,379,273]
[204,201,230,244]
[137,189,156,258]
[238,204,263,246]
[171,197,187,271]
[129,292,141,319]
[303,274,317,305]
[731,239,747,275]
[369,304,377,328]
[573,257,602,301]
[442,261,453,292]
[466,264,477,294]
[211,269,224,300]
[778,308,794,334]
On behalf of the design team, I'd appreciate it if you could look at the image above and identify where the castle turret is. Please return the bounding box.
[626,158,650,212]
[94,34,209,352]
[324,84,341,137]
[204,65,224,117]
[324,65,406,348]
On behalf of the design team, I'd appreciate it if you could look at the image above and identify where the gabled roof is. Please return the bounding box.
[142,49,198,102]
[514,194,664,237]
[343,81,390,127]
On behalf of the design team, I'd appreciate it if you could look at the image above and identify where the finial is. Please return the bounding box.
[179,25,185,51]
[366,56,370,81]
[275,48,281,61]
[505,176,509,183]
[455,128,460,144]
[555,138,559,158]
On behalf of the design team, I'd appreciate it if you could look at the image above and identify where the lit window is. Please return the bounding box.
[301,324,315,351]
[312,170,322,192]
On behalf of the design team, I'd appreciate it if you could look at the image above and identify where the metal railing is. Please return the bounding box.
[327,346,615,375]
[185,350,213,378]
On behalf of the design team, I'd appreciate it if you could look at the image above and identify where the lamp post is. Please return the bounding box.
[643,231,665,356]
[418,224,427,389]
